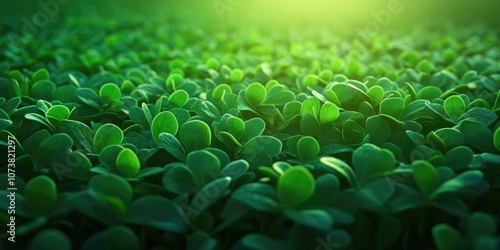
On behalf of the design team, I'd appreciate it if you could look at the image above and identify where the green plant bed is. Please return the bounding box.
[0,15,499,250]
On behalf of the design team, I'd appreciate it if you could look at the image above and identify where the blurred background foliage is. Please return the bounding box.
[1,0,499,34]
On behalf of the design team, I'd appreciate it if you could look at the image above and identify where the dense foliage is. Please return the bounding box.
[1,16,500,250]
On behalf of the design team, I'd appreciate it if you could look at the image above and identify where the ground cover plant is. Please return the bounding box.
[1,3,500,250]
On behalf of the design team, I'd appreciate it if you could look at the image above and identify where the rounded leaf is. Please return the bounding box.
[494,127,500,152]
[245,82,267,107]
[444,95,466,120]
[169,89,189,108]
[99,83,121,104]
[179,120,212,152]
[36,133,73,168]
[94,123,124,153]
[380,97,405,119]
[89,174,132,205]
[368,86,384,104]
[212,84,232,102]
[297,136,320,162]
[151,111,178,145]
[116,148,141,178]
[187,150,221,187]
[28,229,71,250]
[432,224,464,250]
[24,176,57,214]
[46,105,70,121]
[82,226,140,250]
[302,74,318,87]
[412,160,440,197]
[352,143,396,184]
[226,116,245,139]
[278,166,315,209]
[319,102,339,124]
[445,146,473,170]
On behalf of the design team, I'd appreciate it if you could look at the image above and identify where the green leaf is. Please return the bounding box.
[31,80,56,100]
[352,143,396,185]
[76,88,102,110]
[62,152,92,179]
[430,170,484,199]
[241,234,292,250]
[25,113,55,131]
[272,161,292,175]
[241,118,266,142]
[375,215,401,250]
[99,83,121,104]
[159,133,186,161]
[278,166,315,209]
[212,84,232,102]
[243,136,282,157]
[495,127,500,152]
[459,120,496,153]
[444,95,466,120]
[320,157,358,188]
[187,230,217,250]
[343,119,366,145]
[347,59,363,75]
[36,133,73,168]
[432,224,464,250]
[457,107,497,126]
[467,212,497,240]
[23,130,50,157]
[297,136,320,162]
[300,97,321,118]
[433,197,469,218]
[445,146,473,170]
[98,145,124,170]
[32,68,50,82]
[319,102,340,124]
[123,196,186,233]
[89,174,132,206]
[196,100,221,121]
[231,183,281,212]
[285,209,333,232]
[187,150,220,187]
[419,86,442,100]
[190,177,231,216]
[169,89,189,108]
[366,115,392,145]
[245,82,267,107]
[219,159,249,180]
[24,176,57,215]
[81,226,140,250]
[151,111,178,145]
[368,85,384,103]
[116,148,141,178]
[28,230,71,250]
[46,105,70,123]
[412,160,440,197]
[179,120,212,152]
[0,109,12,130]
[166,73,183,90]
[226,116,245,140]
[141,103,153,125]
[163,164,197,194]
[435,128,465,150]
[379,97,405,119]
[94,123,124,154]
[303,74,318,87]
